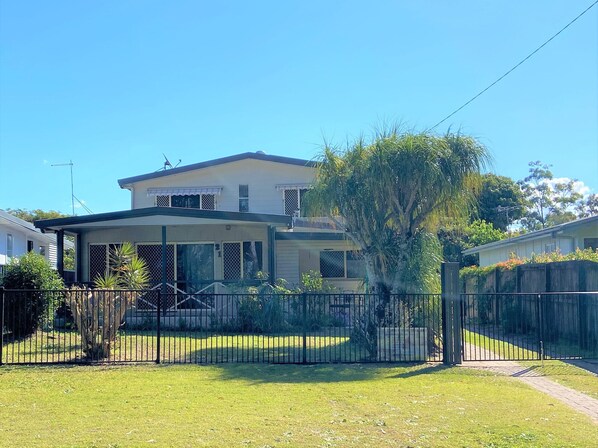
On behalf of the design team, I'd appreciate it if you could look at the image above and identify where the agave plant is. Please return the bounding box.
[67,242,149,359]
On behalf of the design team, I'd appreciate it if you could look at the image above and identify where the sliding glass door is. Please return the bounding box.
[176,243,215,295]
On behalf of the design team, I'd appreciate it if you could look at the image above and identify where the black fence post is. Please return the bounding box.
[302,293,307,364]
[537,294,549,362]
[156,290,161,364]
[0,287,4,366]
[441,263,462,365]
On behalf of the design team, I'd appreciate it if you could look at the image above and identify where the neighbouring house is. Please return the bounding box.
[34,152,365,299]
[463,215,598,267]
[0,209,66,274]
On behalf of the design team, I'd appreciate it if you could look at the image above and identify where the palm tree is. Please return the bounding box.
[304,128,489,355]
[306,128,489,295]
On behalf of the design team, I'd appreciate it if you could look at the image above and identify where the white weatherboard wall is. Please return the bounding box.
[128,159,315,215]
[477,222,598,267]
[0,227,53,267]
[275,239,364,291]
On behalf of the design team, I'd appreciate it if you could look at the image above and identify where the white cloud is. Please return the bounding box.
[541,177,593,198]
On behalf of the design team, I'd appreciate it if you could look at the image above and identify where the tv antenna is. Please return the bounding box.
[156,153,181,171]
[51,160,93,216]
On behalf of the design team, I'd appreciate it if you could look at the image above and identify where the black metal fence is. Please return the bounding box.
[0,288,443,365]
[462,292,598,361]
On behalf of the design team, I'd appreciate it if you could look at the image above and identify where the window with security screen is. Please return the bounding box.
[156,193,216,209]
[320,250,345,278]
[283,188,309,216]
[201,194,215,210]
[223,242,242,280]
[346,250,366,278]
[136,244,175,285]
[89,244,108,282]
[284,189,299,215]
[156,195,170,207]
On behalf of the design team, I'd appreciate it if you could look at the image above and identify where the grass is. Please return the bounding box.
[518,360,598,400]
[462,328,539,361]
[1,364,596,447]
[2,329,440,364]
[463,329,598,399]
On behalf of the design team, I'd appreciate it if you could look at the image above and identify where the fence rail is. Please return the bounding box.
[462,292,598,361]
[0,289,443,365]
[3,288,595,365]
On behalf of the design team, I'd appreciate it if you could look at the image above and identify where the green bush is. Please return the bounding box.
[1,252,64,338]
[236,294,287,333]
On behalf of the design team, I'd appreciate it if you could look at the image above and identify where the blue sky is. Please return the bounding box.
[0,1,596,215]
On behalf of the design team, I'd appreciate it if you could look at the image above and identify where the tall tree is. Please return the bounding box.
[576,194,598,218]
[305,128,489,295]
[5,208,69,222]
[478,174,525,231]
[518,161,583,230]
[6,208,75,270]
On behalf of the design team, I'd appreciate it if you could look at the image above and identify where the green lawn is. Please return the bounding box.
[518,360,598,400]
[463,329,598,399]
[2,329,439,364]
[0,364,596,447]
[462,328,540,361]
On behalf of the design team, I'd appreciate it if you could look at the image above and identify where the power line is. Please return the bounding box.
[430,0,598,131]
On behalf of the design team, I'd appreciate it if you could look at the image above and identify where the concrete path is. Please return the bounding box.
[461,345,598,423]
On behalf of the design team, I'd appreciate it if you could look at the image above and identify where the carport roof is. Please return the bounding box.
[34,207,292,232]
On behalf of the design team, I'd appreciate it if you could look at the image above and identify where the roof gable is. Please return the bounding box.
[118,152,316,188]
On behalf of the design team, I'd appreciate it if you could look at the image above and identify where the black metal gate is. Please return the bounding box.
[461,292,598,361]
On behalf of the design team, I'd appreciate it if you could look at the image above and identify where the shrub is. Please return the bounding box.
[460,248,598,280]
[236,293,287,333]
[66,242,149,359]
[1,252,64,338]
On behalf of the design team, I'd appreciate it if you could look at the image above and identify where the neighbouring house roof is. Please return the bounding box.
[0,210,57,245]
[462,215,598,255]
[118,152,317,188]
[34,207,292,233]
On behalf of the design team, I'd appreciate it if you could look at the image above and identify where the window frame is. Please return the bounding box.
[238,184,249,212]
[155,193,216,210]
[319,249,365,279]
[6,234,13,258]
[283,187,310,216]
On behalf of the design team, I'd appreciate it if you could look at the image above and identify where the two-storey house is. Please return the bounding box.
[35,152,365,301]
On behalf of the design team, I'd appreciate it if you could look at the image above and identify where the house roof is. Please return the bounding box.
[0,210,57,244]
[34,207,292,232]
[118,152,317,188]
[462,215,598,255]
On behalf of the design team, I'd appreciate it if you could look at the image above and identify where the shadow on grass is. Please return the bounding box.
[211,361,439,384]
[387,363,451,378]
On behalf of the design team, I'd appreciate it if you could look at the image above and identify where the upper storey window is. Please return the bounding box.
[239,184,249,212]
[148,187,221,210]
[276,184,311,216]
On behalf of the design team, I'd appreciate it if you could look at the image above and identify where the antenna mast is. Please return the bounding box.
[51,160,75,216]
